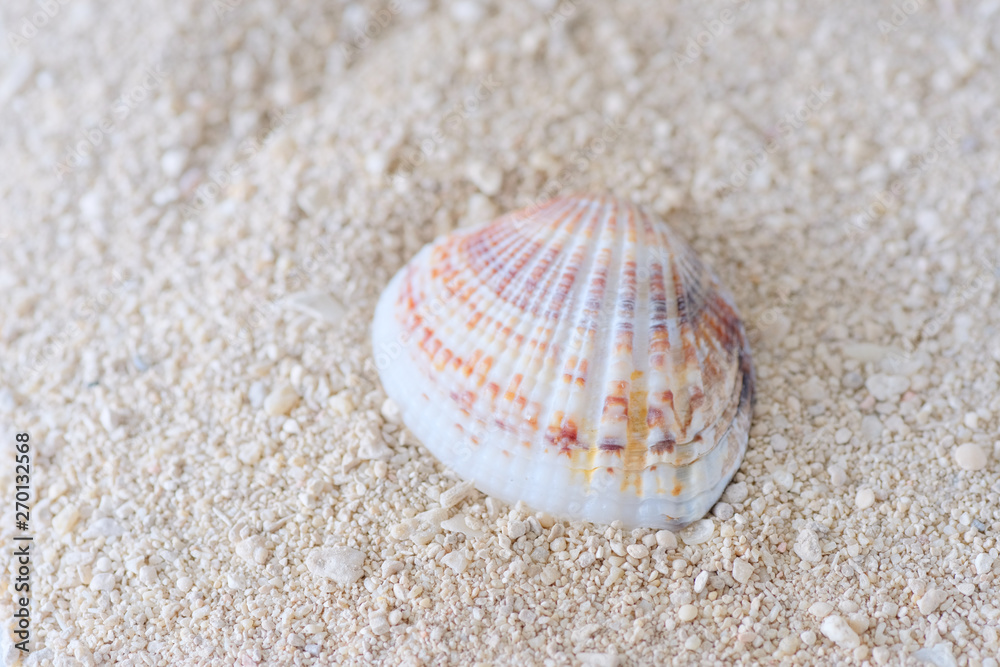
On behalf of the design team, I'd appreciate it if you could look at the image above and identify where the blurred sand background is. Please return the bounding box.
[1,0,1000,665]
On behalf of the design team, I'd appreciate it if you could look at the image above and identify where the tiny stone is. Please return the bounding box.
[82,517,125,539]
[865,373,909,401]
[770,434,788,451]
[467,161,503,195]
[953,443,987,471]
[508,520,527,539]
[90,573,116,592]
[693,571,709,594]
[777,635,800,656]
[678,604,698,622]
[842,371,864,389]
[139,566,158,585]
[974,553,994,575]
[439,480,475,508]
[53,505,81,536]
[794,529,822,562]
[872,646,891,665]
[684,636,701,651]
[680,520,714,545]
[956,583,975,596]
[809,602,833,619]
[918,589,948,615]
[176,576,193,593]
[855,488,875,510]
[800,630,817,646]
[381,560,404,577]
[963,411,979,430]
[626,544,649,559]
[820,615,861,649]
[328,391,355,417]
[369,613,390,635]
[722,481,749,504]
[861,415,883,440]
[847,612,869,634]
[712,502,734,520]
[306,546,365,586]
[834,428,852,444]
[264,383,299,416]
[442,551,469,574]
[912,643,957,667]
[732,558,753,584]
[773,470,794,491]
[655,530,677,549]
[828,465,847,486]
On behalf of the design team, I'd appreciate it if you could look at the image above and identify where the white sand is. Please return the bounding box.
[2,0,1000,665]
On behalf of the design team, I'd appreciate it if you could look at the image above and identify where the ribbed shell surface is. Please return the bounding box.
[372,194,754,528]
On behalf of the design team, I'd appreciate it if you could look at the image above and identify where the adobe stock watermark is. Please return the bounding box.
[727,85,833,191]
[673,0,751,69]
[54,64,169,180]
[884,253,999,373]
[847,124,961,240]
[179,109,294,220]
[16,268,134,383]
[877,0,926,35]
[6,0,75,51]
[545,0,580,27]
[340,0,403,65]
[387,75,503,184]
[227,237,336,345]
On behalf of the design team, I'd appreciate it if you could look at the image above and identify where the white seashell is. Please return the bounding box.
[372,194,754,528]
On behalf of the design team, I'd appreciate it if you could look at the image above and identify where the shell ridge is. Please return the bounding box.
[586,197,632,459]
[516,199,601,457]
[484,197,587,437]
[540,196,613,455]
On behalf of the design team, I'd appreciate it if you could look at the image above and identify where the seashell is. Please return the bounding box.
[372,194,754,528]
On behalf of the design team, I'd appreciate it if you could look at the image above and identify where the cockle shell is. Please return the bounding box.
[372,194,754,528]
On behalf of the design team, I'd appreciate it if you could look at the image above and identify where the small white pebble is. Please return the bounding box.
[834,428,852,444]
[861,415,883,440]
[139,566,158,586]
[722,481,748,504]
[328,391,355,417]
[369,613,390,635]
[655,530,677,549]
[872,646,890,665]
[794,529,822,563]
[800,630,817,646]
[956,583,975,596]
[820,615,860,649]
[508,520,527,539]
[855,488,876,510]
[974,553,994,575]
[712,502,734,520]
[306,546,365,586]
[442,551,469,574]
[264,383,298,416]
[693,571,709,594]
[90,573,116,592]
[678,604,698,622]
[809,602,833,619]
[918,589,948,615]
[772,470,794,491]
[954,443,987,471]
[381,560,404,577]
[770,433,788,451]
[732,558,753,584]
[684,636,701,651]
[53,505,81,536]
[777,635,800,656]
[626,544,649,559]
[828,465,848,486]
[964,411,979,429]
[439,480,475,509]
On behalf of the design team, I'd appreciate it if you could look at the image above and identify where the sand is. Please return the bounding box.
[2,0,999,665]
